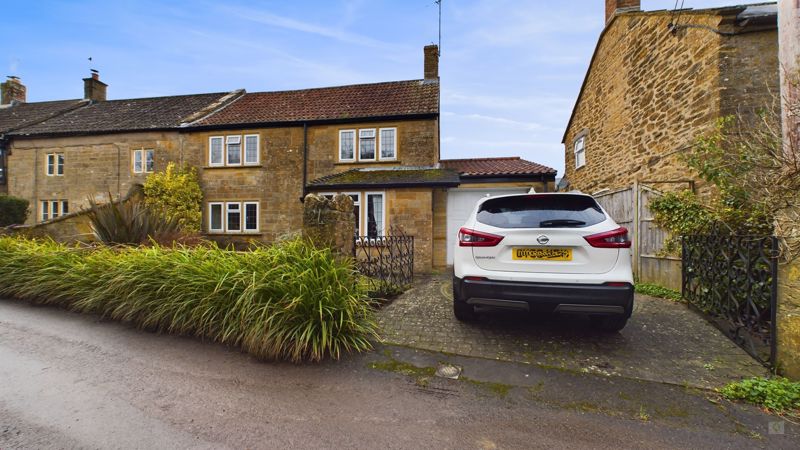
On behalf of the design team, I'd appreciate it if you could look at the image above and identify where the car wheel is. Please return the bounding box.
[453,300,477,321]
[591,315,628,332]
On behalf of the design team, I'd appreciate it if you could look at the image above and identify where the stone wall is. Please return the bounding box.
[386,188,434,273]
[8,131,182,225]
[305,119,439,182]
[301,193,354,256]
[432,188,448,268]
[12,210,94,243]
[563,11,778,195]
[182,127,305,246]
[778,259,800,378]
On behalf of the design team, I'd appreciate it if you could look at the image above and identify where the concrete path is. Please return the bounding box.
[378,273,767,389]
[1,299,797,449]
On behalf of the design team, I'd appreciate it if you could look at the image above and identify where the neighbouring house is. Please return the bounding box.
[560,0,778,288]
[3,45,556,272]
[562,0,778,195]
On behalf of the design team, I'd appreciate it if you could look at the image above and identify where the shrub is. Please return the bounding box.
[0,236,377,362]
[0,195,29,226]
[143,163,203,232]
[721,377,800,414]
[87,196,180,245]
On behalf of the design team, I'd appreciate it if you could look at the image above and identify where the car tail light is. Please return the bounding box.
[604,282,631,287]
[584,227,631,248]
[458,227,504,247]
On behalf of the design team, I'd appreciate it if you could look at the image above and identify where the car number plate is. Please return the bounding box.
[512,248,572,261]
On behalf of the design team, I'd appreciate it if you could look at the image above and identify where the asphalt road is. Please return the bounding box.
[0,299,796,449]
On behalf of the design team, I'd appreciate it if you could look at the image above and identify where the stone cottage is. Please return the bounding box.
[2,45,557,273]
[562,0,779,194]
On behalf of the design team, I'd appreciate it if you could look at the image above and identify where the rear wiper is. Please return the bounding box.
[539,219,586,228]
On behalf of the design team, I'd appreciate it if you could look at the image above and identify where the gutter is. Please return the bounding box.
[300,122,308,202]
[181,113,439,133]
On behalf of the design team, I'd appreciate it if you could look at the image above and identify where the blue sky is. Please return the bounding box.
[2,0,762,175]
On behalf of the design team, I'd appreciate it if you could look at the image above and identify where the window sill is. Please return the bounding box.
[335,160,399,166]
[204,164,263,170]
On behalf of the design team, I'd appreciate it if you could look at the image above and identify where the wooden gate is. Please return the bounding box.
[593,183,682,290]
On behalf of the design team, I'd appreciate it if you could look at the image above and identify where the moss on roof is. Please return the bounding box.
[309,168,460,188]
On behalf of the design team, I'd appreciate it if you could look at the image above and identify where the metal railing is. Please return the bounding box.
[354,235,414,297]
[682,233,779,367]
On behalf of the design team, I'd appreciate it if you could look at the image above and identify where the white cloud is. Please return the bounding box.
[213,3,398,50]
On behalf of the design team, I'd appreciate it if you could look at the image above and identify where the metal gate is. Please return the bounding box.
[354,235,414,296]
[682,232,779,366]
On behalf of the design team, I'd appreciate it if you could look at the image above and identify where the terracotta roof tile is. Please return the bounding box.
[195,79,439,126]
[440,157,557,177]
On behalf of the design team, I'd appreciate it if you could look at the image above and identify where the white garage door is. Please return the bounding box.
[446,187,530,265]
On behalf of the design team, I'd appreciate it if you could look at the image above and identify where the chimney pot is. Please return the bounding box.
[605,0,640,24]
[83,70,107,102]
[424,44,439,80]
[1,76,26,104]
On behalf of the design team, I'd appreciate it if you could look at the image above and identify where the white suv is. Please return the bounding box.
[452,192,634,331]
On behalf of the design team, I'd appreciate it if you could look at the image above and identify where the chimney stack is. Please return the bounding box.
[1,76,26,104]
[83,69,107,102]
[424,44,439,80]
[605,0,640,24]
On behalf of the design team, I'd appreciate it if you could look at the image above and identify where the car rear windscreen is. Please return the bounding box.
[476,195,606,228]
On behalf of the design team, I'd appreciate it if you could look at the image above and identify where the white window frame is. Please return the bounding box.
[46,153,64,176]
[61,200,69,215]
[145,149,155,173]
[358,129,377,161]
[225,202,242,233]
[208,202,224,232]
[339,130,356,162]
[132,150,144,173]
[364,191,386,238]
[243,201,259,232]
[574,135,586,169]
[226,136,242,166]
[41,201,49,221]
[378,127,397,161]
[243,134,260,165]
[132,149,155,174]
[209,136,224,166]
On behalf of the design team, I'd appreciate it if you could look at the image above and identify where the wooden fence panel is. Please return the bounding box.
[594,185,681,290]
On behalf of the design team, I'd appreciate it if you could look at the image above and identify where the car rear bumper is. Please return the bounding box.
[453,276,634,317]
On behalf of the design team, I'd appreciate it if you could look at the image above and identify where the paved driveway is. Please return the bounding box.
[377,272,767,389]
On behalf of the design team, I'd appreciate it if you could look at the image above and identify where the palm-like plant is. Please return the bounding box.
[87,195,179,245]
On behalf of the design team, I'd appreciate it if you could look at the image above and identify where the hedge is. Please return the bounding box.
[0,237,378,362]
[0,195,29,226]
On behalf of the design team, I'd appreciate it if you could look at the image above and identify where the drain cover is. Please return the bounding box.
[435,364,462,379]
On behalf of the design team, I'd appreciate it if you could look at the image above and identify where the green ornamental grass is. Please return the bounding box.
[0,236,378,362]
